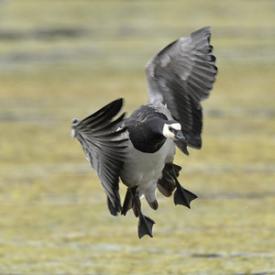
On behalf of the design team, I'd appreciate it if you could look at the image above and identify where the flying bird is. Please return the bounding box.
[72,27,217,238]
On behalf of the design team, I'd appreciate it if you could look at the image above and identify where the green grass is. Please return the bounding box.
[0,0,275,274]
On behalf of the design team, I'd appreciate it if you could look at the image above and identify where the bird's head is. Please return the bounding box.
[162,121,186,142]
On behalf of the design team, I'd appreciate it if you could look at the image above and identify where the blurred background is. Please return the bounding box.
[0,0,275,274]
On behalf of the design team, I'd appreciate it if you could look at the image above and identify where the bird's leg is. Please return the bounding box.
[131,187,155,238]
[121,188,133,216]
[172,168,198,208]
[144,182,159,210]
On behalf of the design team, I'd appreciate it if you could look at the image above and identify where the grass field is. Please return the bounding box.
[0,1,275,274]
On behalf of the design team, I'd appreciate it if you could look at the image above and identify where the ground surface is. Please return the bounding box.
[0,1,275,274]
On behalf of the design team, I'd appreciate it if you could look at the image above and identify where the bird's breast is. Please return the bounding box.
[120,136,175,187]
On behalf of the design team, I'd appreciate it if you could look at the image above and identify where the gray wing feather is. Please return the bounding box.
[146,27,217,150]
[73,98,128,215]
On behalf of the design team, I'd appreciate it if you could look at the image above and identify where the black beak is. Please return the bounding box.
[175,130,186,141]
[174,131,189,155]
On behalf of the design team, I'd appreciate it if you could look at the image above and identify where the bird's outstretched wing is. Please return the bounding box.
[72,98,128,215]
[146,27,217,153]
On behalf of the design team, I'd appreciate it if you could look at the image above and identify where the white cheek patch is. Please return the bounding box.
[162,124,175,138]
[170,123,181,131]
[162,123,182,139]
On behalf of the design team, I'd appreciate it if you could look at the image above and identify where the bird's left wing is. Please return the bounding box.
[72,98,128,215]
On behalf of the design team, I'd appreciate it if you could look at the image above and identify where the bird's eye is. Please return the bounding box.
[168,126,176,133]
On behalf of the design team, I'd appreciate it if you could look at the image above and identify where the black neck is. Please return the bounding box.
[128,117,167,153]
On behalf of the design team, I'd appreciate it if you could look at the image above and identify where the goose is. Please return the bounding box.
[72,27,217,238]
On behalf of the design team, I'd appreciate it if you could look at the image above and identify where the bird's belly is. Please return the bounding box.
[120,138,175,188]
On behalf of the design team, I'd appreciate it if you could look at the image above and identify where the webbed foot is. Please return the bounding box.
[174,182,198,208]
[138,214,155,238]
[129,186,155,238]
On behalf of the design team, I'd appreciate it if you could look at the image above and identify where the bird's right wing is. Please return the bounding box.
[146,27,217,152]
[73,98,128,215]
